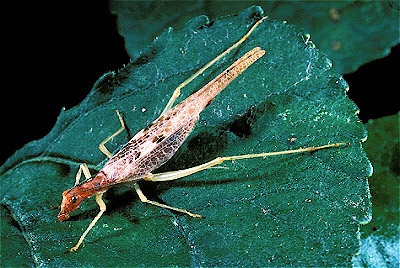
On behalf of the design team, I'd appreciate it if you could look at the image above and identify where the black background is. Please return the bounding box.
[2,2,398,166]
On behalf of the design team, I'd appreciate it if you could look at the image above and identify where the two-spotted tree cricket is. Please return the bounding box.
[58,16,347,252]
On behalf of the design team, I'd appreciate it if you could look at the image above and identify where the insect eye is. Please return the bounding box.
[71,196,78,203]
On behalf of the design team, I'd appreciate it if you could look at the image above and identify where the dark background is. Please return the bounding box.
[2,2,398,166]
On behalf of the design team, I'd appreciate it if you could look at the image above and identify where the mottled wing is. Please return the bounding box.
[100,47,265,183]
[101,112,198,182]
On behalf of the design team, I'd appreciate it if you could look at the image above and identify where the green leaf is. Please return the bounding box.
[0,7,371,266]
[353,114,400,267]
[111,0,400,74]
[0,205,33,266]
[260,1,400,74]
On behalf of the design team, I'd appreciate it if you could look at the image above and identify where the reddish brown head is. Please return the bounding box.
[58,186,91,221]
[58,172,108,221]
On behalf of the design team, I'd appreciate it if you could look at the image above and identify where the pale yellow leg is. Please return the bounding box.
[74,163,92,186]
[99,110,126,159]
[134,183,202,218]
[160,16,269,116]
[70,191,107,252]
[145,143,349,182]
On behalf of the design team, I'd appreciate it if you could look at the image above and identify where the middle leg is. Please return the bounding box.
[74,163,92,186]
[134,183,202,218]
[99,109,126,159]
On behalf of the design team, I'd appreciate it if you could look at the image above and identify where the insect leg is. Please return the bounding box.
[74,163,92,186]
[99,110,126,159]
[159,16,268,116]
[134,183,202,218]
[70,191,107,252]
[145,143,349,182]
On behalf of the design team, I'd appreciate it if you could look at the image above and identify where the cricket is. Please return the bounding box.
[58,16,348,252]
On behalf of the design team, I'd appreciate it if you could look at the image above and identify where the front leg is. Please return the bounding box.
[70,191,107,252]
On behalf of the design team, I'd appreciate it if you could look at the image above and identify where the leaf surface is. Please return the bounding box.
[353,114,399,267]
[111,0,400,74]
[0,7,371,267]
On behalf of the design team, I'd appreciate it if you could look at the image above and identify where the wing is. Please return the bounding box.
[100,47,265,183]
[101,112,198,182]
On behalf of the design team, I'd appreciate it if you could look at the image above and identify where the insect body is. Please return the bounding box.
[59,16,347,252]
[58,46,265,222]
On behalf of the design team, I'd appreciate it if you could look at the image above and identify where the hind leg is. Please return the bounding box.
[139,143,348,218]
[159,16,268,116]
[145,143,349,182]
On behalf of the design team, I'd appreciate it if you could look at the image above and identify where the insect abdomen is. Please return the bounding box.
[189,47,265,109]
